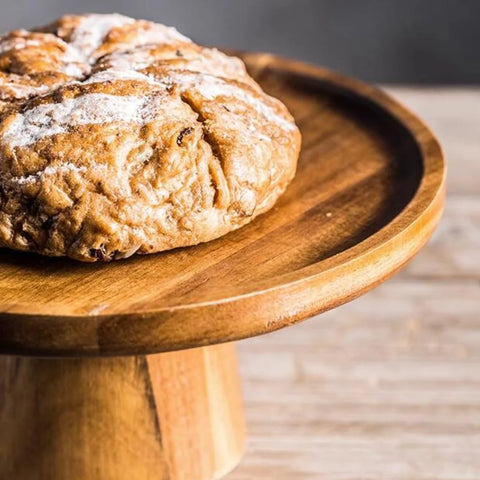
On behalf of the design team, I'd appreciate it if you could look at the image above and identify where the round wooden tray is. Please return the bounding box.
[0,53,445,357]
[0,54,445,480]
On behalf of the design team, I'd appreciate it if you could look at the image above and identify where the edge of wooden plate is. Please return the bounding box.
[0,54,446,357]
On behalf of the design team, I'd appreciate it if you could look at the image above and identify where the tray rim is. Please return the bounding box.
[0,53,446,356]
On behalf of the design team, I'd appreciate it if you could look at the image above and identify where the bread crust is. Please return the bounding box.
[0,14,300,262]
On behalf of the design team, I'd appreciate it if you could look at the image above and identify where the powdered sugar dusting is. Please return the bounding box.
[165,71,296,132]
[70,13,135,58]
[60,43,90,77]
[99,49,154,71]
[86,67,294,133]
[10,163,88,184]
[0,14,296,148]
[182,55,243,79]
[124,23,191,48]
[84,68,158,85]
[2,92,171,148]
[0,30,89,79]
[98,45,243,79]
[0,31,42,53]
[2,67,294,145]
[0,75,52,100]
[196,76,295,131]
[62,62,85,77]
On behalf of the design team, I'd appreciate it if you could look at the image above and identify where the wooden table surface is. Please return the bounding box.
[228,87,480,480]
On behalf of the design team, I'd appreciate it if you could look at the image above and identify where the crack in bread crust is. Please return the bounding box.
[0,14,301,262]
[179,92,231,210]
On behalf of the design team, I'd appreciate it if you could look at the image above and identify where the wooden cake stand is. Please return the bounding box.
[0,54,445,480]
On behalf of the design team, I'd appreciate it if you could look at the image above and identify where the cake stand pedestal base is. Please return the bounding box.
[0,342,245,480]
[0,53,445,480]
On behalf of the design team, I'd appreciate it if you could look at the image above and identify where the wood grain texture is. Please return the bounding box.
[225,88,480,480]
[0,54,445,356]
[0,343,245,480]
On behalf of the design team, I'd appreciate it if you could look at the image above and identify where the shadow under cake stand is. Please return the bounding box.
[0,54,445,480]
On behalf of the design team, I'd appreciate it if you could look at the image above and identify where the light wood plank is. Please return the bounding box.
[228,88,480,479]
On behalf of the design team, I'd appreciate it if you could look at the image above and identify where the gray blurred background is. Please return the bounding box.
[1,0,478,83]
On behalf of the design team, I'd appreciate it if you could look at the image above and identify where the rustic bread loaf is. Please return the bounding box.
[0,14,301,262]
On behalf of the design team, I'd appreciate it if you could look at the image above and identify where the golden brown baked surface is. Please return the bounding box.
[0,14,301,262]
